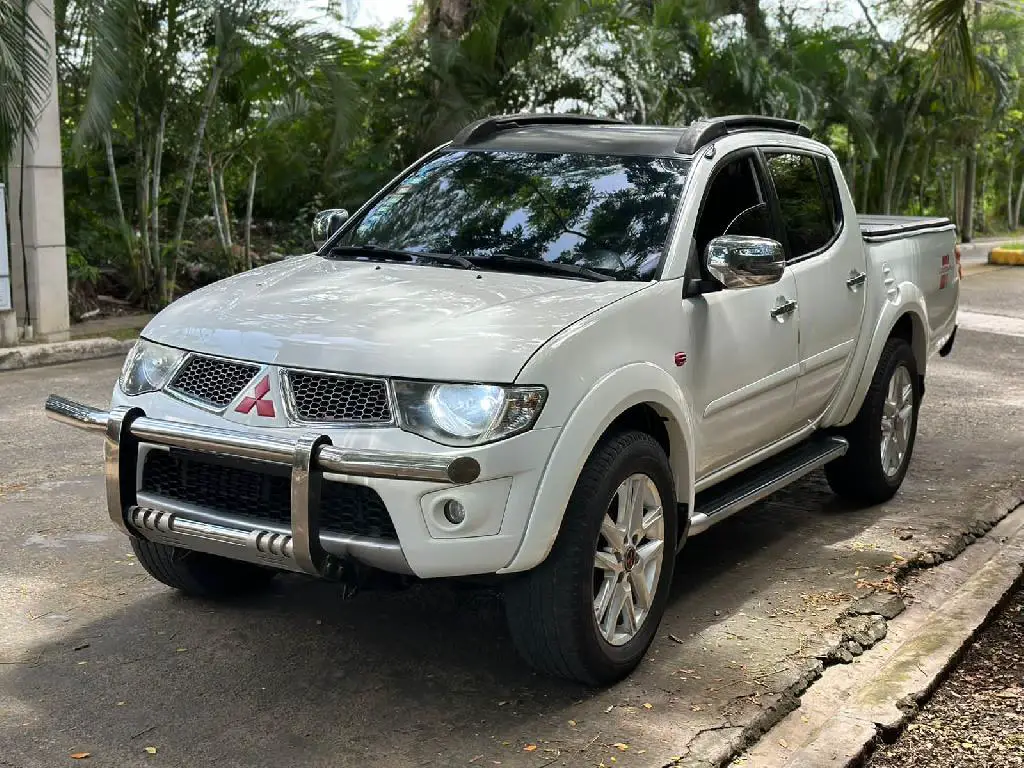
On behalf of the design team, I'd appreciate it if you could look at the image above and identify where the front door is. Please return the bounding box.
[761,151,867,425]
[684,151,803,477]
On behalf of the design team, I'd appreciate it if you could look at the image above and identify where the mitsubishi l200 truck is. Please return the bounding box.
[47,114,960,685]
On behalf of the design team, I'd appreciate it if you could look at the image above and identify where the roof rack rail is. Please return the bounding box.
[676,115,811,154]
[452,113,625,146]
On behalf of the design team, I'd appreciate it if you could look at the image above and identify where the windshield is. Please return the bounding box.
[340,150,691,281]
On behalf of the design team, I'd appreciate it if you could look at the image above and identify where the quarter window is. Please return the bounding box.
[764,152,835,260]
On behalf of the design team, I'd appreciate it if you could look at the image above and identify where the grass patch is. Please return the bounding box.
[73,327,141,342]
[998,241,1024,251]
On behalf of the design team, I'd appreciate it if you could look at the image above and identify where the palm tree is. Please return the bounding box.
[0,0,51,168]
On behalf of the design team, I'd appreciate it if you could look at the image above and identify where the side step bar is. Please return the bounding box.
[688,435,848,535]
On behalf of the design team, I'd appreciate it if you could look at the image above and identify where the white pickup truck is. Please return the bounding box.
[47,114,960,685]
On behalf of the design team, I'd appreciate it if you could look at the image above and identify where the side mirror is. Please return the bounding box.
[705,235,785,289]
[311,208,350,249]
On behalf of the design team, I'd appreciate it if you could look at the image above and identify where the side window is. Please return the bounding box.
[693,155,774,259]
[815,156,843,231]
[764,152,834,260]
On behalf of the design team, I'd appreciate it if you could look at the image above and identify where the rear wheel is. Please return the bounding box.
[825,337,920,504]
[504,431,677,686]
[131,539,278,598]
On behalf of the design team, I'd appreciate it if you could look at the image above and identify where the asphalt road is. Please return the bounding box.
[1,267,1022,768]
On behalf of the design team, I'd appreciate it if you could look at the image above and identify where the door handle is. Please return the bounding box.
[770,298,798,319]
[846,270,867,289]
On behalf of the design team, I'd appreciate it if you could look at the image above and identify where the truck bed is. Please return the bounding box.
[859,215,954,240]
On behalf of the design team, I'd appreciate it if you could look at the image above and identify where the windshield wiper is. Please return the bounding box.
[472,253,615,282]
[328,244,476,270]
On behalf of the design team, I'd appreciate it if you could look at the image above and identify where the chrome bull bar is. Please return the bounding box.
[44,394,481,578]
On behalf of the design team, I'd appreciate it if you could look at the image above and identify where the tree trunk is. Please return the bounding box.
[208,154,227,249]
[1008,154,1015,231]
[103,131,128,237]
[244,159,258,272]
[217,164,232,248]
[151,106,167,301]
[861,155,873,212]
[425,0,476,39]
[133,107,150,291]
[1014,173,1024,231]
[962,149,977,242]
[952,167,959,223]
[978,161,987,233]
[168,63,223,304]
[883,68,936,215]
[937,172,947,221]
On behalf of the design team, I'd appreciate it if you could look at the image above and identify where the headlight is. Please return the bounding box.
[119,339,186,395]
[393,381,547,446]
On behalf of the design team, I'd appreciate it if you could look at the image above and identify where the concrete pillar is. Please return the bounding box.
[5,0,69,344]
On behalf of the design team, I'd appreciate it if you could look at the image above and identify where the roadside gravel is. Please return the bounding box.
[866,584,1024,768]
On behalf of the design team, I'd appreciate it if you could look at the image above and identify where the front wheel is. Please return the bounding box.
[825,337,920,504]
[504,431,677,686]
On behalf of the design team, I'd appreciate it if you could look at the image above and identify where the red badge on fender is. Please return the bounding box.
[236,375,276,417]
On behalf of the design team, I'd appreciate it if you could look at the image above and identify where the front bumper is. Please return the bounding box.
[45,394,486,578]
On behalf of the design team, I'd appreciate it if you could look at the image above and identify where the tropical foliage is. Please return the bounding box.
[3,0,1023,312]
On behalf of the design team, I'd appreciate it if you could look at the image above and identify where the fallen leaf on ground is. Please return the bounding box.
[779,738,789,748]
[144,746,158,755]
[175,648,187,653]
[612,743,629,751]
[70,752,90,759]
[643,703,653,710]
[568,719,577,726]
[523,745,537,752]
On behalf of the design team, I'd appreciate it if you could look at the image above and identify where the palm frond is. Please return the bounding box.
[0,0,52,161]
[913,0,977,82]
[73,0,144,152]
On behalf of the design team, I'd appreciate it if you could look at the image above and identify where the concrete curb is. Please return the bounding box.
[0,337,135,372]
[739,491,1024,767]
[989,248,1024,266]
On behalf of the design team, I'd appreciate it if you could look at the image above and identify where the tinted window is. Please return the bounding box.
[815,156,843,230]
[694,155,774,258]
[764,153,834,259]
[344,150,691,281]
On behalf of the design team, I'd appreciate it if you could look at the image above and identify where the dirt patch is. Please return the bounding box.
[866,585,1024,767]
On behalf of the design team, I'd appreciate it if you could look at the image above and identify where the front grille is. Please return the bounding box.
[168,355,259,408]
[141,450,397,540]
[286,371,392,423]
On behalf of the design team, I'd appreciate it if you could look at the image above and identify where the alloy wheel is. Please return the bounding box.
[593,473,666,646]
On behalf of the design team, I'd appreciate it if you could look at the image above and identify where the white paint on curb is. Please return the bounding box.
[957,310,1024,339]
[0,338,136,371]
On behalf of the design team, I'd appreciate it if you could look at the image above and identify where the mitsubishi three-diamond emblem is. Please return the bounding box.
[235,374,276,417]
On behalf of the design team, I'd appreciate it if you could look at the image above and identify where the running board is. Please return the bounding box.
[688,435,848,535]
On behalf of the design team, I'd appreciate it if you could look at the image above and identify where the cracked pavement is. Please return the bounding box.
[1,267,1023,768]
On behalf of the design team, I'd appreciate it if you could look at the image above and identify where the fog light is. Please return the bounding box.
[443,499,466,525]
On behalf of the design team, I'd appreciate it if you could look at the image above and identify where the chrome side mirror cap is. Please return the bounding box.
[311,208,350,249]
[705,235,785,289]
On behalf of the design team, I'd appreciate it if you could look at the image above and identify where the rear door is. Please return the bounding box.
[761,150,867,426]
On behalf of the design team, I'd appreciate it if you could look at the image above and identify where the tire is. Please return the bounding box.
[504,430,678,686]
[131,538,278,598]
[825,337,920,505]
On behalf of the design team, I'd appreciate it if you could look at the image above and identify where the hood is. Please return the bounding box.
[143,255,647,382]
